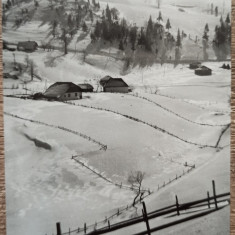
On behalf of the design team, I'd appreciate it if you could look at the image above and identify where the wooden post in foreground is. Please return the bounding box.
[207,191,210,208]
[84,223,87,234]
[56,222,62,235]
[175,195,180,216]
[212,180,218,210]
[142,202,151,235]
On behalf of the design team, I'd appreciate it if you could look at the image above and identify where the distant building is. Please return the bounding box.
[17,41,38,52]
[195,66,212,76]
[189,62,201,69]
[44,82,82,101]
[78,83,94,92]
[100,76,129,93]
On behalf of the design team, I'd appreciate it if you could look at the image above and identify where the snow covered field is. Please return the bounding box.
[2,0,231,234]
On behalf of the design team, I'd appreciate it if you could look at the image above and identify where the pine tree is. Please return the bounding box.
[119,40,124,50]
[106,4,112,23]
[202,30,209,60]
[211,3,214,15]
[94,21,101,38]
[225,13,230,24]
[215,6,218,17]
[145,16,153,51]
[176,29,181,47]
[138,27,146,45]
[166,18,171,31]
[205,23,209,33]
[157,11,163,22]
[129,26,137,51]
[82,22,88,32]
[213,18,231,60]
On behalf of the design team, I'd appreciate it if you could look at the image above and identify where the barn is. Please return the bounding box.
[189,62,201,69]
[195,66,212,76]
[100,76,129,93]
[17,41,38,52]
[78,83,94,92]
[44,82,82,101]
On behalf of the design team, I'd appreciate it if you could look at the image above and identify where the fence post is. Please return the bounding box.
[84,223,87,234]
[175,195,180,216]
[69,228,70,235]
[142,202,151,235]
[56,222,61,235]
[207,191,210,208]
[108,220,110,229]
[212,180,218,210]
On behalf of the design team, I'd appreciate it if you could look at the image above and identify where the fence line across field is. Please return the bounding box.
[4,111,108,151]
[53,164,197,235]
[125,93,229,127]
[54,181,229,235]
[64,101,217,148]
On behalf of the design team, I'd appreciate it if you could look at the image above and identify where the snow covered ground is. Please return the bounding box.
[2,0,231,234]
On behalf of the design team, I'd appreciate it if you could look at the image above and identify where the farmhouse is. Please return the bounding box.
[195,66,212,76]
[44,82,82,101]
[189,62,201,69]
[100,76,129,93]
[17,41,38,52]
[78,83,94,92]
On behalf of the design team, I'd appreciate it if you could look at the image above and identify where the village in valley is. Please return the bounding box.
[2,0,231,234]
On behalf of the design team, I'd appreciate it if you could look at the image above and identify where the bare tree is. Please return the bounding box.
[128,171,145,207]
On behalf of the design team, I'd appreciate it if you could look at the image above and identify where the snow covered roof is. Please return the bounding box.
[44,82,82,98]
[195,66,212,71]
[78,83,94,90]
[17,41,38,50]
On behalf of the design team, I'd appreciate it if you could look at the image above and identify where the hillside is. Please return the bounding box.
[2,0,231,235]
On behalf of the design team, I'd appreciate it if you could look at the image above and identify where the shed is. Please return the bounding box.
[195,66,212,76]
[17,41,38,52]
[189,62,201,69]
[100,76,129,93]
[44,82,82,101]
[78,83,94,92]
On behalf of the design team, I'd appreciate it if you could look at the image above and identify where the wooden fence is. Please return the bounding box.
[126,93,229,127]
[54,181,229,235]
[64,101,216,149]
[4,112,107,150]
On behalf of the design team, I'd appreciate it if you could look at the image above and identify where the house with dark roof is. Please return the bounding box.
[100,76,129,93]
[78,83,94,92]
[44,82,82,101]
[17,41,38,52]
[189,62,201,70]
[195,66,212,76]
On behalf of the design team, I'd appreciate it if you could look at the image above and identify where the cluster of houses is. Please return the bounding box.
[35,76,130,101]
[189,62,212,76]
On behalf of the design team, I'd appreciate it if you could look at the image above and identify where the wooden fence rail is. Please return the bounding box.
[55,181,230,235]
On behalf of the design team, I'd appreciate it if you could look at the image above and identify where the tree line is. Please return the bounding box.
[90,5,177,64]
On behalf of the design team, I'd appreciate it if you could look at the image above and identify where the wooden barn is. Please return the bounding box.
[100,76,129,93]
[17,41,38,52]
[189,62,201,69]
[78,83,94,92]
[44,82,82,101]
[195,66,212,76]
